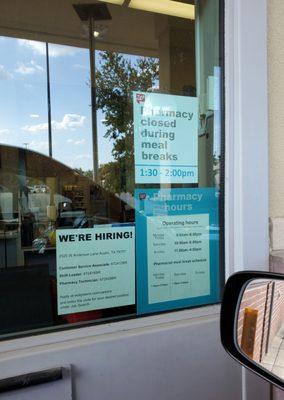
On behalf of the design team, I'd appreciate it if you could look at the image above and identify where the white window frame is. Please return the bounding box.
[225,0,269,277]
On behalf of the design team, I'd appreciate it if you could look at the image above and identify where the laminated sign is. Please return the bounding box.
[135,188,220,314]
[56,225,135,315]
[133,91,198,184]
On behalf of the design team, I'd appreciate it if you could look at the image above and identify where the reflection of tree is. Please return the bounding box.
[96,51,159,194]
[74,167,93,180]
[98,162,121,193]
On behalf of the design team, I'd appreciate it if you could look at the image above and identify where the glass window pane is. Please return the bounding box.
[0,0,224,338]
[48,44,93,170]
[0,37,48,155]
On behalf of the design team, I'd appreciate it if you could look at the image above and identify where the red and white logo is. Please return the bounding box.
[139,192,147,200]
[136,93,145,104]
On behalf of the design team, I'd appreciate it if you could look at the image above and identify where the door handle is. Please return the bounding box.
[0,367,63,394]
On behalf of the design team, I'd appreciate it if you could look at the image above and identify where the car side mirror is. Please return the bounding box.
[220,271,284,390]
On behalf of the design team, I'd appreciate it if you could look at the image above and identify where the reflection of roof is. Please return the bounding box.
[0,144,128,220]
[0,144,92,184]
[25,148,91,180]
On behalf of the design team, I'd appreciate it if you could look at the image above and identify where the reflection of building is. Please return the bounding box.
[0,144,129,267]
[238,280,284,363]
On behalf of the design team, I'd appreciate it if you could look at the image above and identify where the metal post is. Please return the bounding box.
[89,16,99,182]
[46,42,52,158]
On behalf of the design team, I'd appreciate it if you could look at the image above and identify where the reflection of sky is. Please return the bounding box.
[0,35,220,173]
[0,36,114,170]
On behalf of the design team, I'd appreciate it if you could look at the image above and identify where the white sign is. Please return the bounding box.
[133,91,198,184]
[56,225,135,315]
[147,214,210,304]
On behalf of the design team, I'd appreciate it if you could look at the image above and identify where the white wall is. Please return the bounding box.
[0,314,244,400]
[0,307,271,400]
[269,0,284,217]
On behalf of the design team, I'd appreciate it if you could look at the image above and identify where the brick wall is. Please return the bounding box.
[237,281,269,362]
[269,252,284,400]
[237,280,284,362]
[268,281,284,348]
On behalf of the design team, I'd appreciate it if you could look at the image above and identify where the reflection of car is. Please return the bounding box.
[28,184,50,193]
[39,184,49,193]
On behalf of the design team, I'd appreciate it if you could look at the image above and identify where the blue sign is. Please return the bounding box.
[135,188,220,314]
[133,91,198,184]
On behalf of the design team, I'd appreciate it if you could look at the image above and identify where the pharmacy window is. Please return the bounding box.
[0,0,224,338]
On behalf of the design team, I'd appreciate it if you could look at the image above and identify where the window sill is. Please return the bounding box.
[0,305,220,357]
